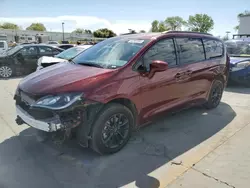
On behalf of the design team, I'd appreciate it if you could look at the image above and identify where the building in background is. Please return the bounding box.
[0,28,93,43]
[234,15,250,39]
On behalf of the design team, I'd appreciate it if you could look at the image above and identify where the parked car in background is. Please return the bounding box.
[47,41,59,45]
[0,44,64,78]
[0,41,8,54]
[36,45,92,70]
[14,32,229,155]
[225,39,250,86]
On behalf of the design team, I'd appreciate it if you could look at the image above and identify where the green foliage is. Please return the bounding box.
[93,28,116,38]
[187,14,214,33]
[151,20,168,32]
[165,16,186,30]
[26,23,46,31]
[158,21,167,32]
[72,28,92,34]
[0,22,20,30]
[151,20,159,32]
[238,10,250,18]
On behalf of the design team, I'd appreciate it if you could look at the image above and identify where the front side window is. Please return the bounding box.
[143,38,177,68]
[72,37,150,69]
[38,46,53,55]
[20,46,37,56]
[203,39,223,59]
[55,47,85,60]
[176,38,205,65]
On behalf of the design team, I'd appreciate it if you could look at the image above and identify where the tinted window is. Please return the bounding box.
[203,39,223,59]
[143,38,177,68]
[38,46,53,55]
[0,42,4,48]
[20,46,37,55]
[176,38,205,64]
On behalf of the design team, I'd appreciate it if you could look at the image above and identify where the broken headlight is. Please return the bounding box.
[31,92,83,110]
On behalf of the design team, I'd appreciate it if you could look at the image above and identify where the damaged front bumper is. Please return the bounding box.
[16,105,62,132]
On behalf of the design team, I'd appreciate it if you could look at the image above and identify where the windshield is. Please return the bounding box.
[225,40,250,57]
[55,46,87,60]
[4,45,22,55]
[72,37,150,69]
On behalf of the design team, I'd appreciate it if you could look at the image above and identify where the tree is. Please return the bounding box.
[234,25,239,31]
[151,20,159,32]
[187,14,214,33]
[158,21,168,32]
[165,16,186,30]
[72,28,92,34]
[93,28,116,38]
[139,30,146,33]
[0,22,20,30]
[26,23,46,31]
[237,10,250,18]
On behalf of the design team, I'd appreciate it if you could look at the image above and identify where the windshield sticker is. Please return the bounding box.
[127,40,144,44]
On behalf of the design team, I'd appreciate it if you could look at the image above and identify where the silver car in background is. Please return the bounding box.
[36,45,93,70]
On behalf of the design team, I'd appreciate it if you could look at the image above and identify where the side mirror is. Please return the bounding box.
[151,60,168,72]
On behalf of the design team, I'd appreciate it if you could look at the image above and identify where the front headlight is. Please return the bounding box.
[236,61,250,69]
[31,92,83,110]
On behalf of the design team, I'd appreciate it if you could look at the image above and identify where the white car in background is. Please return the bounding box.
[36,45,93,70]
[0,41,8,54]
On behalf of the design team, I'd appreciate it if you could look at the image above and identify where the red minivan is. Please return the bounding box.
[14,31,230,155]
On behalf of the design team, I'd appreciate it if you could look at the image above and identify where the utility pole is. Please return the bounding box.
[226,31,231,40]
[62,22,65,41]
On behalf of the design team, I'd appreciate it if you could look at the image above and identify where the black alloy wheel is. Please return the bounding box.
[204,80,224,109]
[90,103,134,155]
[101,113,130,149]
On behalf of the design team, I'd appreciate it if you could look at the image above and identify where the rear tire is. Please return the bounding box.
[204,80,224,109]
[0,65,13,78]
[90,103,134,155]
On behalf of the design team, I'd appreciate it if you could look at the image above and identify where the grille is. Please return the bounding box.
[15,90,54,120]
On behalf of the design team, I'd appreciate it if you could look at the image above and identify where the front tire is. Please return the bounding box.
[0,65,13,78]
[90,103,134,155]
[204,80,224,109]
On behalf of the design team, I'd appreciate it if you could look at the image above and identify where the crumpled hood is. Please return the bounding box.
[38,56,67,65]
[19,62,115,95]
[230,57,250,65]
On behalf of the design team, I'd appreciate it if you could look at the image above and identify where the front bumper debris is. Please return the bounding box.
[16,105,62,132]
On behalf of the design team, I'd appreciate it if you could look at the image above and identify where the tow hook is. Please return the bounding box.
[15,116,24,125]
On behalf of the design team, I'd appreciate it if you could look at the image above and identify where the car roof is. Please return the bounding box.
[117,31,218,41]
[78,45,93,48]
[21,44,63,48]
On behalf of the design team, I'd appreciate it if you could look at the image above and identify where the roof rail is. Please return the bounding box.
[162,30,213,36]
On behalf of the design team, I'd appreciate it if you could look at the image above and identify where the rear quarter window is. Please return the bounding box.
[203,39,223,59]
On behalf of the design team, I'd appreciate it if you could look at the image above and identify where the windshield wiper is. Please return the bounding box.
[80,62,103,68]
[68,58,75,64]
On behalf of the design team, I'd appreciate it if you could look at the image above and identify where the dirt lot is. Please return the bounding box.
[0,78,250,188]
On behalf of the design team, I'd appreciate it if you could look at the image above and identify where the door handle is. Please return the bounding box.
[186,70,192,76]
[175,72,182,78]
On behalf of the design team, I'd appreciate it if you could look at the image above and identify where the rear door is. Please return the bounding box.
[174,37,211,104]
[37,46,54,58]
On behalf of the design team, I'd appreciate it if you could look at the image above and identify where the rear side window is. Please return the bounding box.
[0,42,4,48]
[38,46,53,55]
[175,38,205,64]
[203,39,223,59]
[143,38,177,67]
